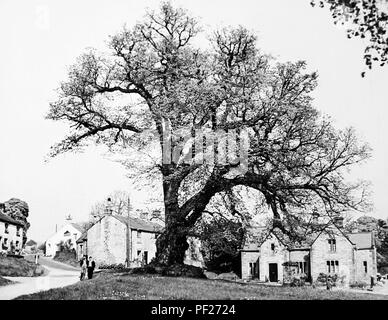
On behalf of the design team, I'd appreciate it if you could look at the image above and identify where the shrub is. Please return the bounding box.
[289,274,307,287]
[350,281,369,289]
[99,263,126,270]
[316,273,347,287]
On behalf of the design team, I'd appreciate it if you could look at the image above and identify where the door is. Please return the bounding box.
[143,251,148,265]
[269,263,278,282]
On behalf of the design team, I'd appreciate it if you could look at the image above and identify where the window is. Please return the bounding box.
[328,238,336,252]
[16,241,19,248]
[270,243,275,251]
[137,250,142,258]
[327,260,339,273]
[16,227,20,236]
[249,262,258,278]
[143,251,148,264]
[5,223,9,234]
[296,262,308,274]
[363,261,368,273]
[3,238,7,245]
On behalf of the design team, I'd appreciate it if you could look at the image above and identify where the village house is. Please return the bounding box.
[241,216,377,286]
[0,205,24,255]
[24,239,38,253]
[79,213,163,267]
[77,211,205,268]
[45,220,84,257]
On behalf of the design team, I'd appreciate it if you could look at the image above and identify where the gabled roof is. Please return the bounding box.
[242,219,376,252]
[348,232,374,249]
[26,239,37,246]
[241,226,267,251]
[70,223,85,233]
[113,215,163,233]
[0,212,24,226]
[76,231,88,243]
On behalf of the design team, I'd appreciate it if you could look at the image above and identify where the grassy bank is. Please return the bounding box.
[15,272,388,300]
[0,275,13,287]
[0,255,45,277]
[53,250,79,268]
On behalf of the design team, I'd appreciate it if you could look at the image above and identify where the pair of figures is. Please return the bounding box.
[80,255,95,281]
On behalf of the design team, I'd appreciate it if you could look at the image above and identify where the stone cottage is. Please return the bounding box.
[77,213,205,268]
[0,210,24,255]
[81,214,163,267]
[241,217,377,286]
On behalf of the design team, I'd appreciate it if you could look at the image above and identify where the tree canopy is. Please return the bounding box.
[313,0,388,74]
[48,2,371,266]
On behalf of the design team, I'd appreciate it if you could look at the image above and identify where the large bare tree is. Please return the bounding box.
[48,2,371,266]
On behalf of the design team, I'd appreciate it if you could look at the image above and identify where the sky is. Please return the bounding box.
[0,0,387,243]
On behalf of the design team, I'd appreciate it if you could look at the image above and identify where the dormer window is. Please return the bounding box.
[328,238,336,252]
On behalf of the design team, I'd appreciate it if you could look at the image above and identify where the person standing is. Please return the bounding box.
[87,256,96,279]
[79,257,87,281]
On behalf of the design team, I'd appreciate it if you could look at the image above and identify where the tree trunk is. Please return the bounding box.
[154,172,190,266]
[155,217,189,265]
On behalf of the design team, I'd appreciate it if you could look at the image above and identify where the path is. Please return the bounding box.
[0,256,80,300]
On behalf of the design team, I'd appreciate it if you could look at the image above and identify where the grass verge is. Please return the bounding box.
[0,255,45,277]
[15,272,388,300]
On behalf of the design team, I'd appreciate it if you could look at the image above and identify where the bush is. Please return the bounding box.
[350,281,369,289]
[289,274,307,287]
[99,263,127,270]
[315,273,347,287]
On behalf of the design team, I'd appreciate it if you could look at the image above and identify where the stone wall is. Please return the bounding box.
[87,215,127,267]
[310,228,355,285]
[241,251,260,280]
[354,248,377,283]
[129,228,158,266]
[259,233,288,282]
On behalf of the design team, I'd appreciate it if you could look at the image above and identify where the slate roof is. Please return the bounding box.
[70,223,85,233]
[113,215,163,233]
[76,231,88,244]
[348,232,374,249]
[0,212,24,226]
[242,222,375,251]
[25,239,37,246]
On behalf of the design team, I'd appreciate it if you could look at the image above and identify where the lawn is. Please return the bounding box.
[15,271,388,300]
[0,255,45,277]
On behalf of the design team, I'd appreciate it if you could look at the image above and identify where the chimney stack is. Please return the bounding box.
[105,197,113,215]
[151,210,161,220]
[140,211,149,221]
[333,216,344,228]
[312,209,319,224]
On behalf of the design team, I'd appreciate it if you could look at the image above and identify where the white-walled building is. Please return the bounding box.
[0,212,24,254]
[45,222,84,257]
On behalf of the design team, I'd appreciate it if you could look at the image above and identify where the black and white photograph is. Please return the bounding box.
[0,0,388,309]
